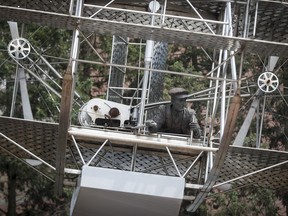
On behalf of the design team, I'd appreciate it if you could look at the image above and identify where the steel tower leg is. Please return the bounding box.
[187,94,241,212]
[55,0,83,196]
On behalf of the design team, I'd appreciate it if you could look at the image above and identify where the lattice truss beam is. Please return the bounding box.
[0,0,287,57]
[0,116,287,199]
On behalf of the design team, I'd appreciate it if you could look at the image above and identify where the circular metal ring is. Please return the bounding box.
[257,72,279,93]
[8,38,31,60]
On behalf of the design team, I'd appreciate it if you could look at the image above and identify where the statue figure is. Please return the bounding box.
[146,87,201,138]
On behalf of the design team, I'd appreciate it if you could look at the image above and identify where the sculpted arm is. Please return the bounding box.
[146,105,166,133]
[188,109,201,138]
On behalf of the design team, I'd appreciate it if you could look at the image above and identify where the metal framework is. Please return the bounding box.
[0,0,288,215]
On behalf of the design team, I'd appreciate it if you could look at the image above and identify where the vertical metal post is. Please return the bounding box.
[253,1,259,37]
[243,0,251,38]
[55,0,83,196]
[137,1,159,127]
[257,95,266,148]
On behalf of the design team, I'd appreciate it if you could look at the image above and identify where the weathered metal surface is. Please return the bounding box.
[0,116,287,191]
[0,0,287,56]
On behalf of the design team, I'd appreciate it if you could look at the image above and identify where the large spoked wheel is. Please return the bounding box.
[8,38,31,60]
[257,72,279,93]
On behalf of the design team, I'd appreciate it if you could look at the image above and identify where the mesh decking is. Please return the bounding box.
[0,116,287,192]
[0,0,287,56]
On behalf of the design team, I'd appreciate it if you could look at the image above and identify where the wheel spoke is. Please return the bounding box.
[259,78,265,82]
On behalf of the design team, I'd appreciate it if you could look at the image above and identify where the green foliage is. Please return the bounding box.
[0,155,71,215]
[243,133,257,147]
[206,187,280,216]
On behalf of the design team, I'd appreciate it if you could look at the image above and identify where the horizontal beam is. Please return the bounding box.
[1,6,288,57]
[68,127,218,153]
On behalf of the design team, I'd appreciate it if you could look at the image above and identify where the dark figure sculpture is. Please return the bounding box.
[146,87,201,138]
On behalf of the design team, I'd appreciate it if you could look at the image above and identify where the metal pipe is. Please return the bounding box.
[0,144,55,182]
[88,0,115,18]
[130,144,138,171]
[14,60,61,98]
[39,55,63,78]
[243,0,251,37]
[213,160,288,188]
[69,0,75,15]
[71,135,86,165]
[253,1,259,37]
[87,139,109,166]
[0,132,56,170]
[182,151,203,178]
[137,1,159,127]
[77,28,105,62]
[74,58,238,82]
[69,127,218,152]
[257,95,266,148]
[166,146,181,177]
[185,0,216,34]
[161,0,167,26]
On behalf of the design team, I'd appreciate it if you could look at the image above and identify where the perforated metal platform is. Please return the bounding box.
[0,0,288,57]
[0,116,287,192]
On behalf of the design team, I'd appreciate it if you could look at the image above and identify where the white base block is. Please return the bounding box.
[70,166,185,216]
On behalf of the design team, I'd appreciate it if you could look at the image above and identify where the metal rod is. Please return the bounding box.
[30,58,62,89]
[213,160,288,188]
[77,29,105,62]
[166,146,181,177]
[69,128,218,152]
[69,0,74,15]
[130,144,138,171]
[161,0,167,25]
[0,132,56,170]
[243,0,251,37]
[13,59,61,98]
[205,49,240,77]
[137,2,159,128]
[257,95,266,148]
[182,151,203,178]
[71,135,86,165]
[74,58,238,82]
[87,139,109,166]
[185,0,216,34]
[0,144,55,182]
[88,0,115,18]
[252,1,259,37]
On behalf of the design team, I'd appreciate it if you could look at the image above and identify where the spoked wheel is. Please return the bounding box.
[257,71,279,93]
[8,38,31,60]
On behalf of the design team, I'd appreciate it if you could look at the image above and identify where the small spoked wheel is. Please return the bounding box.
[8,38,31,60]
[257,72,279,93]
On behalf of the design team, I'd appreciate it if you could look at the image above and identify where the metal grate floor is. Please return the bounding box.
[0,116,287,192]
[0,0,287,57]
